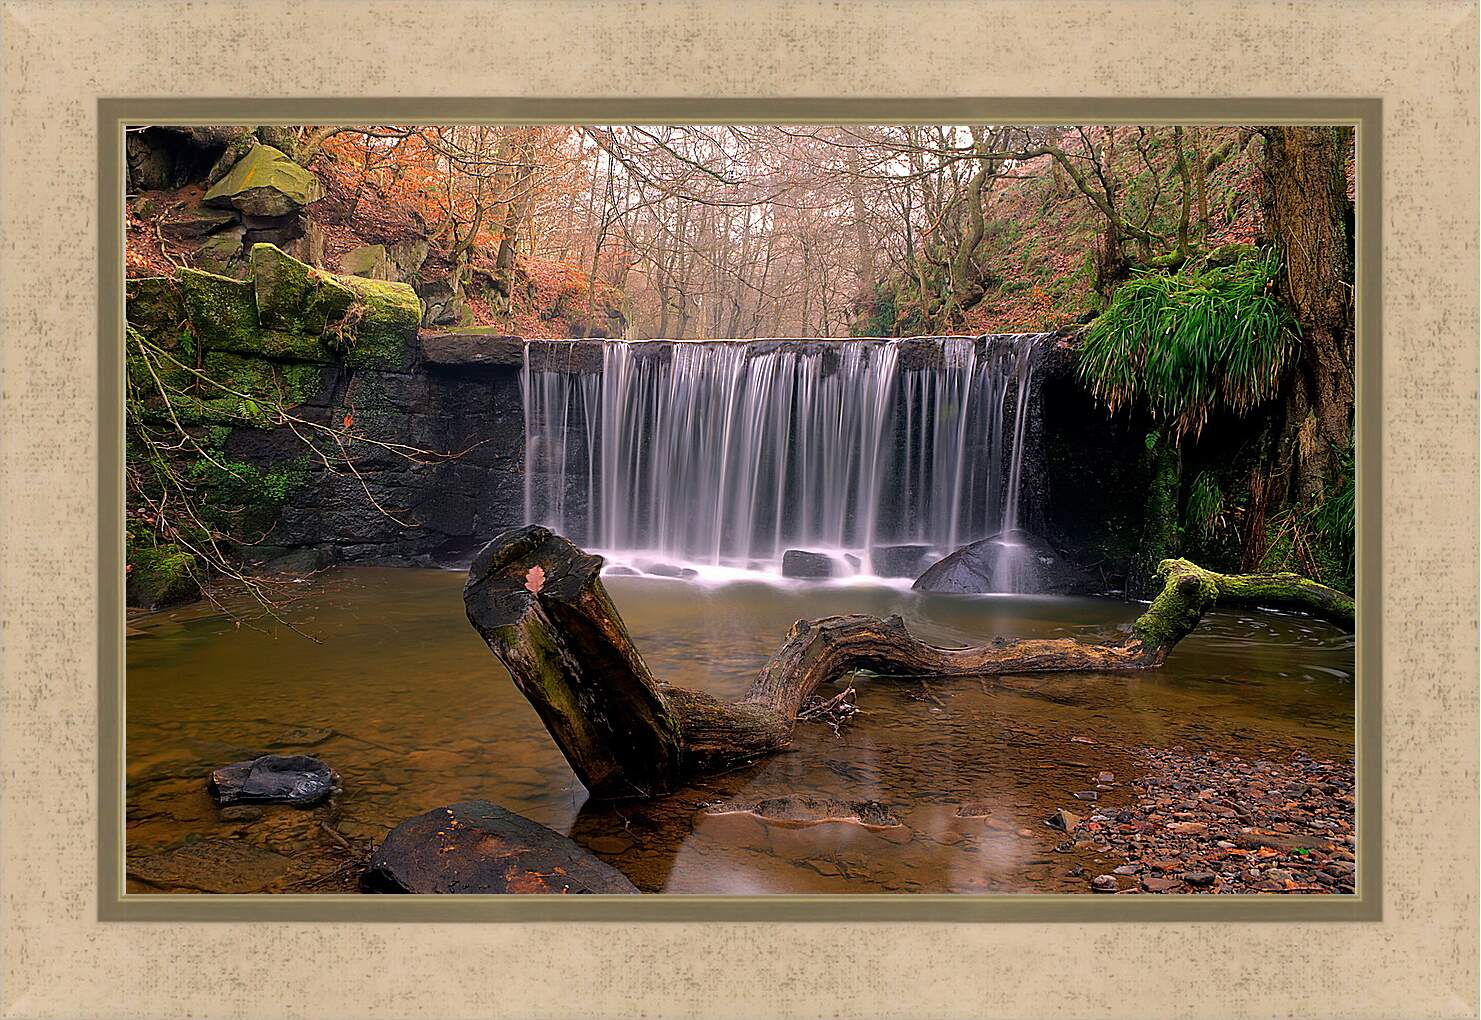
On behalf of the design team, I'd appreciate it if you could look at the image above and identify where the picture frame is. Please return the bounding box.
[3,2,1475,1017]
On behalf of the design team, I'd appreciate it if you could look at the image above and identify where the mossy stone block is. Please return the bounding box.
[127,541,201,610]
[177,268,259,346]
[192,228,247,277]
[249,243,354,337]
[203,145,324,218]
[340,276,421,368]
[125,277,186,343]
[178,266,331,362]
[201,352,324,408]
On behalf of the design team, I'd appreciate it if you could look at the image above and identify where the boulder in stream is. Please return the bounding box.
[870,544,933,579]
[782,549,835,579]
[207,754,336,807]
[912,529,1090,595]
[362,801,639,894]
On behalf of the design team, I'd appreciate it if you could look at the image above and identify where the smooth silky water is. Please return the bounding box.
[126,568,1354,894]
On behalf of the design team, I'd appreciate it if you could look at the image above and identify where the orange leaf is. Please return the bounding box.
[343,413,354,429]
[524,565,545,594]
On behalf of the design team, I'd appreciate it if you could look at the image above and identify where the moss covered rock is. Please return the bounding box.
[338,275,421,368]
[125,277,186,343]
[127,541,201,610]
[203,144,324,218]
[176,266,332,362]
[249,243,354,335]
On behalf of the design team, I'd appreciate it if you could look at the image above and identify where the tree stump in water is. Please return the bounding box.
[464,526,1354,799]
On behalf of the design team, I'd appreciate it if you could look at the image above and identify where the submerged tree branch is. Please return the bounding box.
[464,528,1355,799]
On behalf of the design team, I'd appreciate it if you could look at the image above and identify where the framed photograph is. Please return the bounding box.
[2,2,1476,1018]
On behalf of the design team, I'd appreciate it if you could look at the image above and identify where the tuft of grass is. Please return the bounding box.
[1185,471,1226,540]
[1077,247,1298,441]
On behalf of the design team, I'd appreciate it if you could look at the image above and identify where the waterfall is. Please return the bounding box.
[521,334,1048,582]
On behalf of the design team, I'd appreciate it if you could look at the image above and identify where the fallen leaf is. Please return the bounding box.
[525,565,545,594]
[343,413,354,429]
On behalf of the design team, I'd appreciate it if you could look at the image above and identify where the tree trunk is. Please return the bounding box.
[465,527,1353,799]
[1261,126,1355,501]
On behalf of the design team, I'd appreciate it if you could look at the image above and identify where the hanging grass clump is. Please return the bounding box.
[1076,247,1298,441]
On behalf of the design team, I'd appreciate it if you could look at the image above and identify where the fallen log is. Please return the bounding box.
[464,527,1353,799]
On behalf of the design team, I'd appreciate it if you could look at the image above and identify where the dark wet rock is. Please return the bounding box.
[421,331,525,369]
[159,204,240,241]
[870,544,932,578]
[128,839,298,893]
[1045,808,1081,832]
[362,801,639,894]
[1182,870,1217,887]
[1072,790,1099,801]
[1089,874,1119,893]
[415,273,465,327]
[912,529,1091,595]
[251,547,333,577]
[955,801,993,818]
[705,794,900,828]
[604,565,640,576]
[1097,771,1115,784]
[208,754,335,807]
[1112,864,1140,875]
[782,549,834,579]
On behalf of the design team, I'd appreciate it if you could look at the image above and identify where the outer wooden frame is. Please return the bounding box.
[2,2,1475,1018]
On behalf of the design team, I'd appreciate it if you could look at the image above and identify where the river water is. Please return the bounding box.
[126,567,1354,894]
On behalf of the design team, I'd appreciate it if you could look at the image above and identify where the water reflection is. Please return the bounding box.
[126,567,1354,894]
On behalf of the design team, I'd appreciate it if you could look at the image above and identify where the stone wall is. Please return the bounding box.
[125,244,528,594]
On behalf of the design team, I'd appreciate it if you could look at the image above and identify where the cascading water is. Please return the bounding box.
[521,334,1048,586]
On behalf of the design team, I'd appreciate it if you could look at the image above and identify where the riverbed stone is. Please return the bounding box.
[128,839,298,893]
[207,754,336,807]
[362,801,640,894]
[704,794,900,828]
[1045,808,1081,832]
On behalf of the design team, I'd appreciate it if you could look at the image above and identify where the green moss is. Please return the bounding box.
[187,456,311,536]
[202,352,323,410]
[1132,559,1219,653]
[126,539,200,610]
[338,275,420,367]
[175,266,333,362]
[125,277,187,343]
[248,243,354,336]
[1130,429,1182,597]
